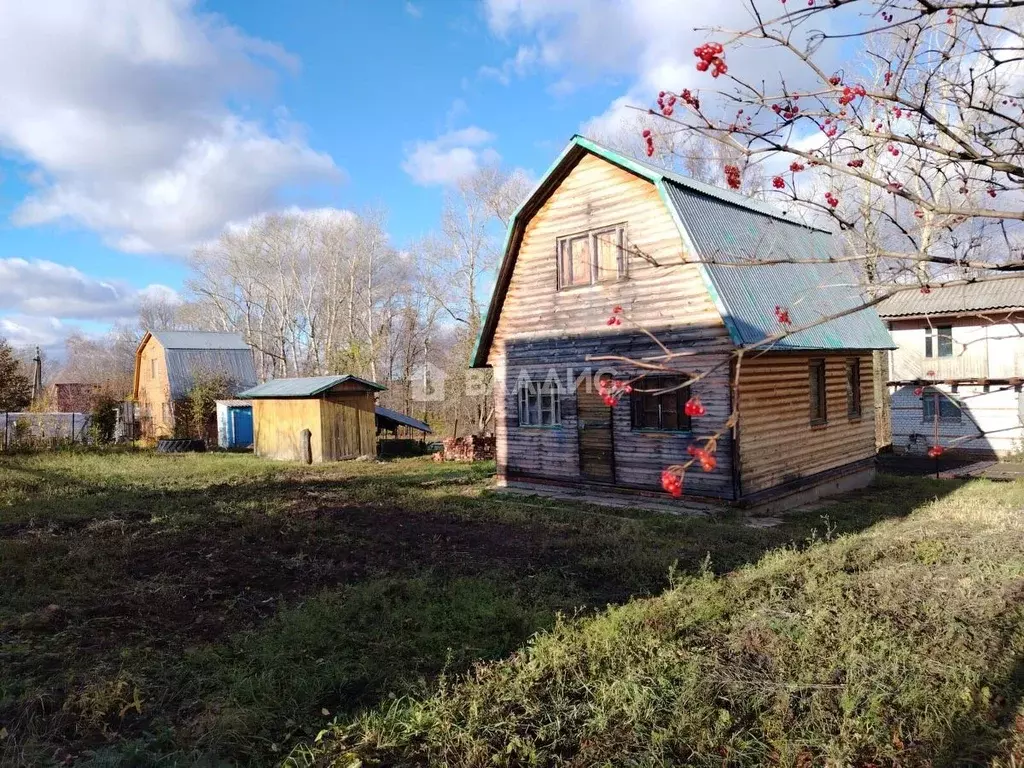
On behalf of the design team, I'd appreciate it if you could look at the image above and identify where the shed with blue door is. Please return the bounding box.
[216,399,254,449]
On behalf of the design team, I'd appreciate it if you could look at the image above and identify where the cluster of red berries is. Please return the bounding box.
[988,188,998,198]
[606,304,624,326]
[772,176,786,189]
[724,164,741,190]
[920,286,932,295]
[927,445,945,459]
[913,209,924,218]
[774,305,792,324]
[661,469,684,497]
[893,107,904,118]
[847,158,864,168]
[838,83,866,106]
[789,161,805,173]
[642,128,654,157]
[821,121,839,138]
[887,182,903,192]
[598,377,633,407]
[946,8,955,23]
[693,43,727,77]
[680,88,700,110]
[881,11,893,22]
[687,444,718,472]
[684,397,706,417]
[771,103,800,120]
[657,91,676,117]
[914,386,924,395]
[887,144,900,157]
[828,75,842,86]
[824,191,839,208]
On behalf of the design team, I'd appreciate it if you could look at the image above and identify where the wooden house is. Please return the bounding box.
[238,375,383,463]
[133,331,257,440]
[877,276,1024,456]
[472,135,895,510]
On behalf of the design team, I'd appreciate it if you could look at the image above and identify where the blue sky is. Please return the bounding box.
[0,0,813,350]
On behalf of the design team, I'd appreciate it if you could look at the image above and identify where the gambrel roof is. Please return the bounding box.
[133,330,258,400]
[472,136,894,367]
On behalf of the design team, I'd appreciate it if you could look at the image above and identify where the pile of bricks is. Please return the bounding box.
[433,435,496,462]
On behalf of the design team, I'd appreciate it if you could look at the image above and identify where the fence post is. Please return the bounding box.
[71,413,76,445]
[3,412,7,452]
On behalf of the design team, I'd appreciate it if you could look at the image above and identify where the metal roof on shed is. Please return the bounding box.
[375,406,431,433]
[239,374,386,398]
[165,349,258,400]
[876,275,1024,318]
[152,331,251,350]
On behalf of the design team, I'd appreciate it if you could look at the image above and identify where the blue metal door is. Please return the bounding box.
[230,406,253,448]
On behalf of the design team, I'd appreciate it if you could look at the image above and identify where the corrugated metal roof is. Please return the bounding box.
[152,331,251,350]
[239,374,386,398]
[375,406,431,433]
[663,180,894,350]
[876,275,1024,318]
[165,349,258,400]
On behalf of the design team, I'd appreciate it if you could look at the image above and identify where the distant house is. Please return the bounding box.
[877,277,1024,456]
[239,375,385,463]
[133,331,257,440]
[50,380,100,413]
[472,135,895,510]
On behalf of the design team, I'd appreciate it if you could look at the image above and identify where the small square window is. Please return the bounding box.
[631,375,692,432]
[925,326,953,358]
[518,380,561,426]
[557,226,625,288]
[809,359,827,425]
[922,390,961,422]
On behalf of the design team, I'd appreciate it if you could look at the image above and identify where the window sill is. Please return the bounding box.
[631,429,695,437]
[810,419,828,429]
[847,414,862,422]
[555,277,629,292]
[517,424,565,430]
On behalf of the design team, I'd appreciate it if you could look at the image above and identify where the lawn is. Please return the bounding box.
[0,450,1018,766]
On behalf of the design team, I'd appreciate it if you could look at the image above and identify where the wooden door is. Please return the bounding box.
[576,382,615,483]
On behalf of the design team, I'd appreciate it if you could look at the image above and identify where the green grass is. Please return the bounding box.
[295,479,1024,767]
[1,449,1017,766]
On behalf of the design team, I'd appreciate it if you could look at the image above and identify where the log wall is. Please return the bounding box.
[736,353,875,495]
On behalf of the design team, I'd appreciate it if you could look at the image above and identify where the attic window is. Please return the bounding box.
[924,326,953,358]
[151,359,156,379]
[557,226,626,288]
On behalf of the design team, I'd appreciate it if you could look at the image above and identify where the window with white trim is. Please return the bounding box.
[517,380,562,426]
[557,225,626,288]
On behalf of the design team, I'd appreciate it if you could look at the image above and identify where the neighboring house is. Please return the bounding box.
[472,135,895,509]
[50,381,100,413]
[239,375,383,463]
[133,331,258,440]
[877,277,1024,456]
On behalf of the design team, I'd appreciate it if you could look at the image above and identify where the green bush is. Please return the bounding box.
[90,393,120,444]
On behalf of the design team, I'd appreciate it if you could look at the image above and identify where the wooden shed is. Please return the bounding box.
[238,375,384,463]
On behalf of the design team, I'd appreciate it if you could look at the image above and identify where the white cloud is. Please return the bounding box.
[0,315,73,349]
[0,1,341,255]
[0,258,179,322]
[478,45,539,85]
[402,127,501,186]
[483,0,847,145]
[405,2,423,18]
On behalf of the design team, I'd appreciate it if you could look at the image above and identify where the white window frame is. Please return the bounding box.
[518,380,562,427]
[556,225,627,289]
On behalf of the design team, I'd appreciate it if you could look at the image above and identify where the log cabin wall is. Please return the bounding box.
[486,151,736,498]
[736,352,875,495]
[252,398,324,463]
[136,336,173,439]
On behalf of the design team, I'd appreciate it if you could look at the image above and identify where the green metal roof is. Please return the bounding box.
[239,374,386,398]
[471,135,894,367]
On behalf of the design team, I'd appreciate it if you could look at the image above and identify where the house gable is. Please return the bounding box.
[480,147,730,367]
[474,135,894,368]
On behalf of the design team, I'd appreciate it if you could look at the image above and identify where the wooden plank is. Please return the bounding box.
[737,353,875,494]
